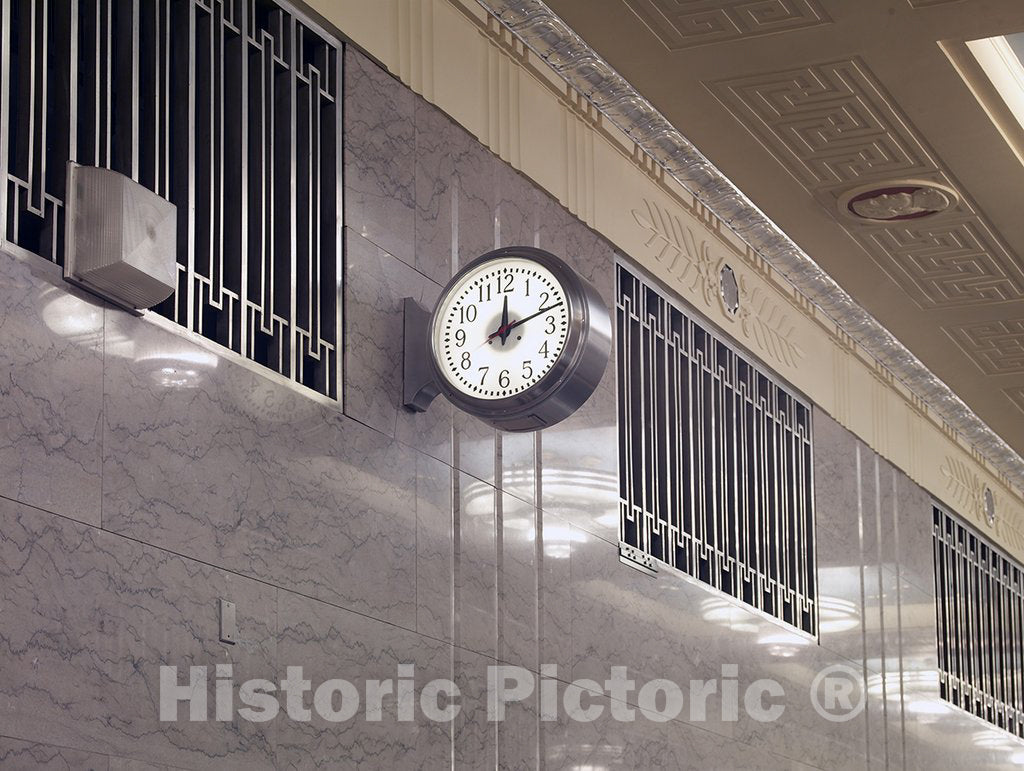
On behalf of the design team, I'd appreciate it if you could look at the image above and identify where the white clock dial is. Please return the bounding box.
[433,257,571,400]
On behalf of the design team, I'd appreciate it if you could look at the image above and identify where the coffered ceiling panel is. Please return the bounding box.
[547,0,1024,453]
[622,0,832,50]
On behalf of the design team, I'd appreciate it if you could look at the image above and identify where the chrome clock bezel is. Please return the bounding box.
[427,246,611,432]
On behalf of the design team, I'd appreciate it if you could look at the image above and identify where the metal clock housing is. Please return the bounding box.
[428,247,611,432]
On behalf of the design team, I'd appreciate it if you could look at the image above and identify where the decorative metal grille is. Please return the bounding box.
[934,504,1024,736]
[1,0,341,398]
[618,264,817,635]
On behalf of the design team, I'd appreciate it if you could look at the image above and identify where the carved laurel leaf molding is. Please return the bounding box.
[939,455,1024,551]
[632,198,805,369]
[941,456,985,518]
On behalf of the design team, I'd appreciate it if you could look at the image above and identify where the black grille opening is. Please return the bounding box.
[617,263,817,636]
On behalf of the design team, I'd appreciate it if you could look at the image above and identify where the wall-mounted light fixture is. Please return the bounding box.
[64,163,176,312]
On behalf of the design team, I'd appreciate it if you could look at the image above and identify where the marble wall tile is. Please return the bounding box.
[538,509,574,677]
[452,646,497,769]
[274,590,451,769]
[497,691,539,771]
[454,411,496,485]
[0,498,278,768]
[414,99,455,286]
[451,123,497,268]
[102,312,417,629]
[895,468,938,597]
[343,48,415,265]
[495,163,537,250]
[417,451,453,642]
[0,738,110,770]
[500,430,536,507]
[344,228,449,461]
[813,411,867,665]
[499,491,538,672]
[812,410,862,572]
[456,472,497,657]
[0,253,103,526]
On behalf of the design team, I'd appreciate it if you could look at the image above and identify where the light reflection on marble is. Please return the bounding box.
[499,491,538,671]
[540,375,618,545]
[416,451,453,642]
[0,253,104,525]
[456,472,497,658]
[102,309,419,629]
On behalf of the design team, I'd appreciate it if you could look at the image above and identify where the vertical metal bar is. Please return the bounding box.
[186,0,195,330]
[288,11,296,382]
[0,0,11,246]
[69,0,78,165]
[130,0,138,179]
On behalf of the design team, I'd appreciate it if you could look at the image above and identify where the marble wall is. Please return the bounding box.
[0,45,1019,769]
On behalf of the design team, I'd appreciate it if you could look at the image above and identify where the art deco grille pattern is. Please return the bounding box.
[618,264,817,635]
[2,0,340,398]
[934,505,1024,736]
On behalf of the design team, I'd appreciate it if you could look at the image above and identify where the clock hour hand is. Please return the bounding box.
[500,295,510,345]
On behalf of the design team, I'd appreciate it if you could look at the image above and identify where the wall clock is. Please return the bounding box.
[404,246,611,431]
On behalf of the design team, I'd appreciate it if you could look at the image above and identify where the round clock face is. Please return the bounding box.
[433,257,571,400]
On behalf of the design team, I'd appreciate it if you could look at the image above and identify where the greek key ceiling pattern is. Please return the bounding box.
[622,0,830,50]
[858,218,1024,308]
[1006,387,1024,416]
[946,320,1024,376]
[709,58,1024,314]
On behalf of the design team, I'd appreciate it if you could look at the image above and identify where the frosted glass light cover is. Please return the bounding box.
[64,163,176,310]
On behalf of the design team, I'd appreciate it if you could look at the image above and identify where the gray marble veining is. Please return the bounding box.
[0,738,110,771]
[0,497,278,769]
[343,47,416,265]
[344,228,447,456]
[274,590,452,770]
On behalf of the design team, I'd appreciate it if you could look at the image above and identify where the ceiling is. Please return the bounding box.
[545,0,1024,454]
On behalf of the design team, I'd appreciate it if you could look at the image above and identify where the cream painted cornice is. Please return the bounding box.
[304,0,1024,557]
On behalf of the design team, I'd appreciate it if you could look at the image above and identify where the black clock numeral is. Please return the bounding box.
[454,329,466,347]
[459,304,478,323]
[522,360,534,379]
[545,315,556,334]
[498,369,510,388]
[539,341,549,359]
[478,366,489,386]
[461,352,471,370]
[478,284,492,303]
[539,291,550,307]
[524,278,530,297]
[497,273,514,293]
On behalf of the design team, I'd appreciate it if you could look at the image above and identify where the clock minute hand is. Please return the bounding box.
[486,301,564,342]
